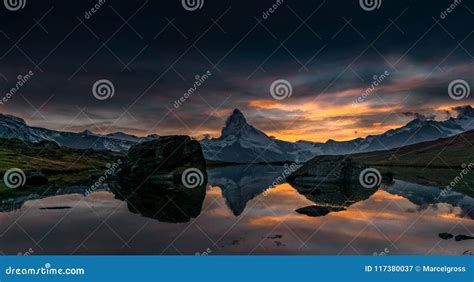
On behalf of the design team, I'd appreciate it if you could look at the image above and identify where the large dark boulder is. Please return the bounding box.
[116,136,207,191]
[287,155,381,210]
[112,136,208,222]
[287,155,367,189]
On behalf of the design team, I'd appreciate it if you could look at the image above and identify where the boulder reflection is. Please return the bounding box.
[288,182,378,217]
[110,181,206,223]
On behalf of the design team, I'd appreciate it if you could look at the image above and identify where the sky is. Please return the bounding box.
[0,0,473,142]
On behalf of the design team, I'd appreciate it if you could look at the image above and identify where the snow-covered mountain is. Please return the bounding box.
[201,109,320,163]
[0,114,158,151]
[201,106,474,163]
[1,105,473,158]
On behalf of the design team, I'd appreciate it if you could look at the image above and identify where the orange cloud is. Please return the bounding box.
[248,99,406,142]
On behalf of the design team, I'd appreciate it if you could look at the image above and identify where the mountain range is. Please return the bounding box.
[201,106,474,163]
[1,105,474,163]
[0,114,158,151]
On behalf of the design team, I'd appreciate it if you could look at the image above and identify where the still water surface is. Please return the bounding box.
[0,165,472,255]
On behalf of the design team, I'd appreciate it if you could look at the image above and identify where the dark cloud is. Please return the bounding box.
[0,0,472,140]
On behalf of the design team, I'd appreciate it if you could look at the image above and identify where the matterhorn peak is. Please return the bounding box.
[219,109,266,140]
[220,109,249,138]
[227,109,247,125]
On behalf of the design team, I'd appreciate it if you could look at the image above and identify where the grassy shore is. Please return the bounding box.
[2,130,474,200]
[351,130,474,197]
[0,138,123,198]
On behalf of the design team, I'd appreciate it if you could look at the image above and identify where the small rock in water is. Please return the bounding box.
[230,239,240,246]
[438,233,454,240]
[296,205,346,217]
[455,235,474,242]
[273,241,285,247]
[39,206,71,210]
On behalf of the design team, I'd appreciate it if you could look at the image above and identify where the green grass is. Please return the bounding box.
[374,166,474,196]
[3,130,474,200]
[0,138,123,198]
[351,130,474,197]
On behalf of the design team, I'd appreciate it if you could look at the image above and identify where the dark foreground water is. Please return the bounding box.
[0,165,473,255]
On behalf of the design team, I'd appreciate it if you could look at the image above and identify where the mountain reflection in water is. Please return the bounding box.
[0,165,472,255]
[207,165,288,216]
